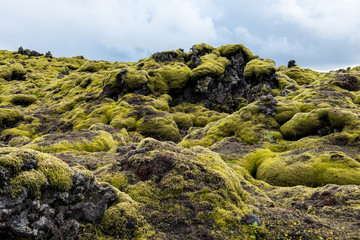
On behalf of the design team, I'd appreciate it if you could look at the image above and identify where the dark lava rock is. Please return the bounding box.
[258,93,278,116]
[288,60,296,68]
[0,148,118,240]
[153,51,179,62]
[243,214,262,226]
[333,74,360,91]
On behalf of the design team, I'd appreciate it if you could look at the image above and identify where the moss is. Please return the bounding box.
[8,136,31,147]
[78,61,108,72]
[280,108,359,140]
[1,127,31,137]
[123,69,149,89]
[237,149,276,178]
[218,44,258,61]
[38,155,75,191]
[99,192,152,239]
[0,108,24,130]
[171,112,193,129]
[183,103,280,146]
[8,94,37,106]
[136,114,180,142]
[243,58,276,80]
[0,148,76,192]
[10,169,47,198]
[192,43,215,53]
[24,130,118,153]
[256,151,360,187]
[281,66,320,85]
[148,63,191,93]
[191,53,229,79]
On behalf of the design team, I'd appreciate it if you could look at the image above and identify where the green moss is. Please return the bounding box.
[0,149,31,172]
[0,108,24,130]
[8,136,31,147]
[72,164,94,181]
[37,155,75,191]
[78,61,108,72]
[243,58,276,80]
[281,66,320,85]
[148,63,191,93]
[10,169,47,198]
[256,151,360,187]
[192,43,215,53]
[136,114,180,142]
[8,94,37,106]
[191,53,229,79]
[24,130,118,153]
[0,148,76,192]
[218,44,258,61]
[183,104,280,146]
[123,69,149,89]
[280,108,359,140]
[171,112,193,129]
[1,127,31,137]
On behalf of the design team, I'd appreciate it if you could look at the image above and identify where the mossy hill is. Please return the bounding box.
[1,44,360,239]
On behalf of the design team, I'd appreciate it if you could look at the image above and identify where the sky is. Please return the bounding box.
[1,0,360,71]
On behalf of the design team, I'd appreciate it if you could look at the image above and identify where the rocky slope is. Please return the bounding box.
[0,44,360,239]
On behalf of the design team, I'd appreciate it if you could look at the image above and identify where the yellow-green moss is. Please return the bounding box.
[10,169,47,198]
[38,155,75,191]
[191,53,229,79]
[192,43,215,53]
[171,112,193,129]
[78,61,108,72]
[218,44,258,61]
[146,63,191,94]
[136,114,180,142]
[24,130,118,153]
[0,108,24,129]
[256,151,360,187]
[281,66,320,85]
[72,164,94,181]
[123,69,149,89]
[8,136,31,147]
[243,58,276,80]
[8,94,37,106]
[280,108,360,140]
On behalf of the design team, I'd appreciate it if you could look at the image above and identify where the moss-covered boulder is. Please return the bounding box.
[24,130,118,153]
[243,58,276,81]
[96,138,269,239]
[0,148,118,240]
[281,66,320,85]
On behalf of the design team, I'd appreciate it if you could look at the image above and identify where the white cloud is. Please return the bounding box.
[0,0,218,60]
[274,0,360,44]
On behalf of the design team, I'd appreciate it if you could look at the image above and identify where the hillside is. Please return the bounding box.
[1,44,360,239]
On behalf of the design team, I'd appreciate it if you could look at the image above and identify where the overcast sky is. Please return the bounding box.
[1,0,359,71]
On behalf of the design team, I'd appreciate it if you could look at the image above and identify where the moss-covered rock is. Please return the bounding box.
[281,66,320,85]
[243,58,276,81]
[24,130,118,153]
[136,113,181,142]
[191,53,229,79]
[280,108,360,140]
[218,44,258,61]
[0,107,24,130]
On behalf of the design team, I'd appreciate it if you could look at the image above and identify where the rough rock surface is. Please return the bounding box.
[0,148,118,240]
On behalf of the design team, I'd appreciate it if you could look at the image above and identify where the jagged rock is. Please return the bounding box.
[0,148,118,240]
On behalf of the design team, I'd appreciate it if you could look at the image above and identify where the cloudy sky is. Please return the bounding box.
[1,0,359,71]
